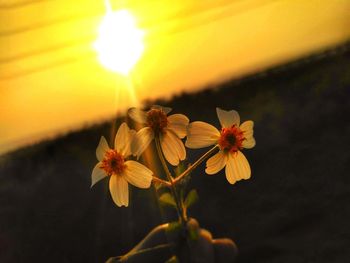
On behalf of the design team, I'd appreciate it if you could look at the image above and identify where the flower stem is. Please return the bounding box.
[152,176,171,187]
[173,145,219,185]
[154,136,187,224]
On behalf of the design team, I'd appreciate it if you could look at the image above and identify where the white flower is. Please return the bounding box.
[91,122,153,207]
[128,105,189,166]
[186,108,255,184]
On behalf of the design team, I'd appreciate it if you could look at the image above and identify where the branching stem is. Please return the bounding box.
[152,176,171,187]
[155,136,186,223]
[173,145,219,185]
[154,137,219,224]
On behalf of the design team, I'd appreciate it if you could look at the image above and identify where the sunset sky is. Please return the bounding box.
[1,0,349,155]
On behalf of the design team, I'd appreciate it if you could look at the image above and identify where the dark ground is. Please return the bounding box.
[0,43,349,263]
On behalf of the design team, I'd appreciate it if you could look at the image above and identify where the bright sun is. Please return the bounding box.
[94,9,144,75]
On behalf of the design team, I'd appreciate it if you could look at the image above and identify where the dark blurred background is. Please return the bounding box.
[0,44,349,263]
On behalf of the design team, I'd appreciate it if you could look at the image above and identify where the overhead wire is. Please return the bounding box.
[0,0,53,9]
[0,0,238,63]
[0,0,280,80]
[0,0,232,36]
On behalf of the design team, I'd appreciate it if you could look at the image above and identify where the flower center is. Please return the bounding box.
[100,150,126,175]
[146,109,168,133]
[218,125,245,153]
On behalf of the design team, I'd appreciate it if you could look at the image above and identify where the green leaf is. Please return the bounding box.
[184,189,199,209]
[159,193,176,207]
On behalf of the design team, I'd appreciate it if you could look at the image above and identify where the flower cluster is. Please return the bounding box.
[91,106,255,207]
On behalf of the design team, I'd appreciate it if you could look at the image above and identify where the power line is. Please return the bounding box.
[1,52,95,80]
[0,12,98,36]
[0,0,239,62]
[0,0,53,9]
[0,0,280,80]
[0,0,234,36]
[0,35,95,64]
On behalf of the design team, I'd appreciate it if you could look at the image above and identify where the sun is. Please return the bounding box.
[94,9,144,75]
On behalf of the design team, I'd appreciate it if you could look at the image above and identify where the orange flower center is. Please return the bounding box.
[218,125,245,153]
[100,150,126,175]
[146,109,168,134]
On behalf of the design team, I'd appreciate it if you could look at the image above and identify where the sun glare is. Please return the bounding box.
[94,9,144,75]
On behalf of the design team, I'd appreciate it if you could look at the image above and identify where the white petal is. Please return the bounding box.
[115,122,134,157]
[131,127,154,158]
[167,114,189,139]
[96,136,110,161]
[185,121,220,149]
[151,105,172,114]
[109,175,129,207]
[91,162,108,187]
[124,160,153,188]
[205,151,228,175]
[225,151,251,184]
[216,108,240,128]
[128,107,147,124]
[160,130,186,166]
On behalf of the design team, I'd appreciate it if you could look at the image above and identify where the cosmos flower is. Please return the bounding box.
[91,122,153,207]
[186,108,255,184]
[128,105,189,166]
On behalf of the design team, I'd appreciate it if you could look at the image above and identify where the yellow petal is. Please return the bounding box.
[240,121,255,149]
[216,108,240,128]
[225,151,251,184]
[96,136,110,161]
[205,151,227,175]
[124,160,153,188]
[240,121,254,138]
[128,107,147,124]
[131,127,154,158]
[167,114,189,139]
[109,175,129,207]
[186,121,220,149]
[91,162,107,187]
[242,137,256,149]
[160,130,186,166]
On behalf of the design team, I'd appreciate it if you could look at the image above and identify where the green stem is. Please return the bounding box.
[155,136,187,223]
[173,145,219,185]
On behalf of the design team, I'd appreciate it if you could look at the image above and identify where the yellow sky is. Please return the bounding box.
[1,0,350,155]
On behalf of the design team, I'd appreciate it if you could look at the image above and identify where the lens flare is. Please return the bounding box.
[94,9,144,75]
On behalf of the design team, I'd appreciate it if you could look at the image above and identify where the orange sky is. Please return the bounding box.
[1,0,350,155]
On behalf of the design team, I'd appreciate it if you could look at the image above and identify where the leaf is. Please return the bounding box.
[184,189,199,209]
[159,193,176,207]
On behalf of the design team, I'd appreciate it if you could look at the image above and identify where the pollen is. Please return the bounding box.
[218,125,245,153]
[146,109,168,134]
[100,150,126,175]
